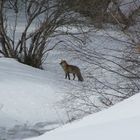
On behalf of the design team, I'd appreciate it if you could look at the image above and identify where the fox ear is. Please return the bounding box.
[60,59,63,62]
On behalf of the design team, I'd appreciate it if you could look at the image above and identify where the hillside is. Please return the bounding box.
[26,92,140,140]
[0,28,129,139]
[0,57,72,139]
[0,0,139,140]
[0,58,63,126]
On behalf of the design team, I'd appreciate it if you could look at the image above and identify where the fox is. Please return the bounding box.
[60,60,84,82]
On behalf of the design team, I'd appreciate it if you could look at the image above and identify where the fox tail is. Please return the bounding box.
[77,71,84,82]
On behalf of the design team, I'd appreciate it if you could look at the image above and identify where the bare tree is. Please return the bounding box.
[0,0,84,68]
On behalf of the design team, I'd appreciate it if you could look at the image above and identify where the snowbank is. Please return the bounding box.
[0,58,67,128]
[26,93,140,140]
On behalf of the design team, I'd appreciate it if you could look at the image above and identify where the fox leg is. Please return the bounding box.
[67,73,70,80]
[65,73,68,79]
[73,73,75,80]
[65,73,70,80]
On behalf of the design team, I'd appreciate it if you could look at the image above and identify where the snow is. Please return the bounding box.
[0,58,70,131]
[0,57,75,139]
[26,93,140,140]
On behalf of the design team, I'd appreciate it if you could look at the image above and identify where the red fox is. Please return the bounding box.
[60,60,84,82]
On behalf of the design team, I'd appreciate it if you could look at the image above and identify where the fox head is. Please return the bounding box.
[60,60,68,67]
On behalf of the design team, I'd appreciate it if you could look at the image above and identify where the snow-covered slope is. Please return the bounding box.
[26,93,140,140]
[0,58,68,128]
[0,28,129,139]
